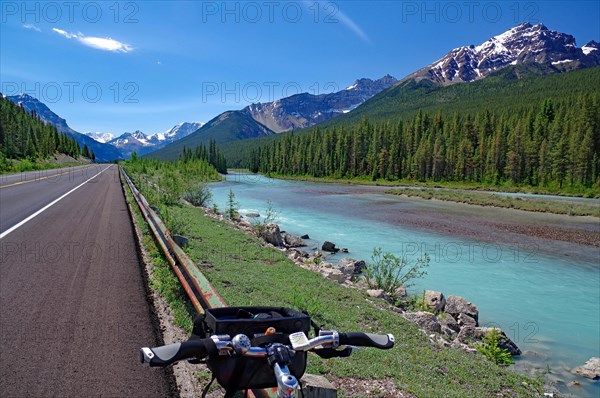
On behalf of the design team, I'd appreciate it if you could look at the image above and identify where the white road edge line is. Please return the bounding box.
[0,165,112,240]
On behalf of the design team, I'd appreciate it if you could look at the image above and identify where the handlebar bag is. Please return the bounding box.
[192,306,311,391]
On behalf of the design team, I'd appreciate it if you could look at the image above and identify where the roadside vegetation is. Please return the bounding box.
[387,187,600,217]
[121,157,543,397]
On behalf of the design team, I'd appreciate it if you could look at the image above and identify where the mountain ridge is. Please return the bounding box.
[5,94,123,162]
[407,22,599,85]
[148,75,398,160]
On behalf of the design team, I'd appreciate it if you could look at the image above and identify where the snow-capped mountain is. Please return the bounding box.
[408,23,600,85]
[582,40,599,56]
[84,132,115,143]
[5,94,123,161]
[109,131,151,147]
[105,122,205,157]
[242,75,398,133]
[152,122,204,142]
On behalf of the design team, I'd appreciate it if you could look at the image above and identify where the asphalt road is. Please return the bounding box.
[0,164,175,397]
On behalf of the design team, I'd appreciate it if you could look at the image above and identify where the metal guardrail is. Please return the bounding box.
[120,167,276,398]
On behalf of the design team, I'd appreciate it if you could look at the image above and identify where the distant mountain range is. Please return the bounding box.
[148,75,398,160]
[242,75,398,133]
[84,132,115,143]
[104,122,204,158]
[6,23,598,163]
[5,93,204,161]
[407,22,599,85]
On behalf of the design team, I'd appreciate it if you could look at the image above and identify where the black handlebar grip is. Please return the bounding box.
[140,338,214,367]
[338,332,395,349]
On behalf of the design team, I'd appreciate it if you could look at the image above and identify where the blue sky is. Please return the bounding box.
[1,1,599,136]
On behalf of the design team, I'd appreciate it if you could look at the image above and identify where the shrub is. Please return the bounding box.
[183,184,212,207]
[226,189,239,220]
[364,247,429,296]
[477,328,515,366]
[251,200,278,234]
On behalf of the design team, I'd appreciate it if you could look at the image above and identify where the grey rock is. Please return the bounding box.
[572,357,600,380]
[394,285,407,298]
[282,232,306,248]
[456,327,521,356]
[300,234,310,239]
[321,241,339,253]
[405,311,442,334]
[475,327,522,356]
[457,313,477,327]
[260,223,283,246]
[424,290,446,312]
[340,258,366,275]
[445,295,479,324]
[439,314,461,334]
[367,289,385,299]
[455,326,478,345]
[340,248,349,253]
[300,374,336,397]
[246,213,260,218]
[322,268,345,283]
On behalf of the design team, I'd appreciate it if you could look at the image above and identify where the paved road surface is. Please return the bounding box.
[0,164,175,397]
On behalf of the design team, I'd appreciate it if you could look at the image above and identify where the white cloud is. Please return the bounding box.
[302,1,370,43]
[335,9,371,44]
[52,28,133,53]
[23,24,41,32]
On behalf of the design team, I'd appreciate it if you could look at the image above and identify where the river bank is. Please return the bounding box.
[162,204,544,397]
[209,173,600,398]
[386,187,600,218]
[254,172,600,199]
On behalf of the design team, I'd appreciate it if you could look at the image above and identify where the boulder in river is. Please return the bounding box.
[321,241,339,253]
[300,234,310,239]
[260,223,283,247]
[282,232,306,248]
[475,327,521,356]
[246,213,260,218]
[572,357,600,380]
[445,295,479,324]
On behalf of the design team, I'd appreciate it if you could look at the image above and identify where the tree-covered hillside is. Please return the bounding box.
[249,92,599,194]
[0,96,89,170]
[223,66,600,175]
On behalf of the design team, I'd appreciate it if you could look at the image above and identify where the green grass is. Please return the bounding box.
[159,204,543,398]
[121,172,195,333]
[387,188,600,217]
[0,158,89,174]
[259,172,599,198]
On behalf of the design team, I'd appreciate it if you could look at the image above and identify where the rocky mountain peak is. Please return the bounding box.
[409,22,599,85]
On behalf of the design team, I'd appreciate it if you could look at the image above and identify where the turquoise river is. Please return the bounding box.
[210,173,599,397]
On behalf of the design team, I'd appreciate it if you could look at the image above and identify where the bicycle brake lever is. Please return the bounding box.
[312,346,354,359]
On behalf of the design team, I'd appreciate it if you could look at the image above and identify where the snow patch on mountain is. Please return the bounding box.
[409,23,600,85]
[84,132,115,143]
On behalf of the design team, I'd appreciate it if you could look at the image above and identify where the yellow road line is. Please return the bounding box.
[0,169,82,189]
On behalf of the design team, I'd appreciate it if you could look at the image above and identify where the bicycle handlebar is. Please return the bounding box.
[338,332,395,349]
[140,330,395,368]
[140,339,215,367]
